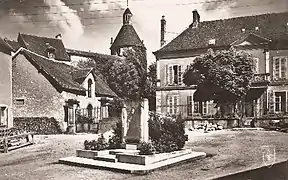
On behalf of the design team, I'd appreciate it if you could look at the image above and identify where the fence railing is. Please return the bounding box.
[157,101,288,119]
[251,73,270,86]
[76,107,102,123]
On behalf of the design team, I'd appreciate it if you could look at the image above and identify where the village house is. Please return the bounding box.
[0,33,118,132]
[153,11,288,124]
[0,37,14,128]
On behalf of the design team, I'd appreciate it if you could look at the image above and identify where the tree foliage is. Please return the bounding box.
[76,48,156,102]
[146,62,156,111]
[183,47,255,103]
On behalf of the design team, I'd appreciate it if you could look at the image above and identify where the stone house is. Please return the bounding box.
[2,33,117,131]
[0,37,14,128]
[153,11,288,121]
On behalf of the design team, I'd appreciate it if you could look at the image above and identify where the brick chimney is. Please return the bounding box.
[110,37,114,45]
[190,9,200,28]
[160,15,166,47]
[55,34,62,39]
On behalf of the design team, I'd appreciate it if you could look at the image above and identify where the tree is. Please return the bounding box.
[183,47,255,119]
[146,62,156,111]
[76,48,152,102]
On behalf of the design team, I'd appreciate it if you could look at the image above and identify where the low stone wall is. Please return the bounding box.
[185,118,239,129]
[253,117,288,128]
[14,117,62,135]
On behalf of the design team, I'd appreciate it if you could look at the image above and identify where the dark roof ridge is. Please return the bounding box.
[154,11,288,54]
[18,32,60,40]
[66,48,122,58]
[200,11,288,23]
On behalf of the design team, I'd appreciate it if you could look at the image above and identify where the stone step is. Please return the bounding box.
[94,155,117,163]
[109,149,139,155]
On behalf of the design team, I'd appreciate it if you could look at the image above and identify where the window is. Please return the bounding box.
[15,98,24,106]
[194,101,208,115]
[87,104,93,118]
[88,79,92,98]
[208,39,216,45]
[47,52,55,59]
[275,92,286,113]
[273,57,287,80]
[167,65,183,85]
[167,95,179,115]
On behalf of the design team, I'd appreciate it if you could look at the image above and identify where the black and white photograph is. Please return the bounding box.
[0,0,288,179]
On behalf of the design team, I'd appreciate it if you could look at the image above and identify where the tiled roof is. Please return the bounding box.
[66,48,122,62]
[123,8,132,15]
[23,51,86,94]
[94,75,118,97]
[0,37,14,54]
[3,39,21,51]
[22,50,117,97]
[155,12,288,54]
[18,33,70,61]
[110,25,145,50]
[72,68,93,83]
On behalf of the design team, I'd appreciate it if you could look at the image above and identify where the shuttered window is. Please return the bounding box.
[167,95,179,115]
[273,57,287,80]
[167,65,183,85]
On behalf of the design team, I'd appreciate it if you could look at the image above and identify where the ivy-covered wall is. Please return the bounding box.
[14,117,62,134]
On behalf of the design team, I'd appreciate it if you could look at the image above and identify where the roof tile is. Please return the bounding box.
[110,25,145,50]
[18,33,70,61]
[155,12,288,54]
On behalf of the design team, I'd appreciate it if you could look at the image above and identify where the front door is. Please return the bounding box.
[275,92,286,113]
[245,101,254,117]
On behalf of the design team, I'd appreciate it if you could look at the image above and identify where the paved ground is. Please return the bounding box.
[0,130,287,180]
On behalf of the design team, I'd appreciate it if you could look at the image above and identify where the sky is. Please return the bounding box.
[0,0,287,64]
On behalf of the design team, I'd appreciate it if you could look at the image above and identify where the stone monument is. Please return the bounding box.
[121,98,149,144]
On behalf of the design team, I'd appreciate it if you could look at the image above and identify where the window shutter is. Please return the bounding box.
[187,96,192,116]
[263,90,268,115]
[173,96,178,114]
[165,65,169,85]
[281,57,287,79]
[178,65,182,85]
[274,58,280,80]
[268,90,274,113]
[168,66,173,85]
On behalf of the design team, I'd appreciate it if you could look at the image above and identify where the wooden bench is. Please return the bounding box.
[0,127,34,153]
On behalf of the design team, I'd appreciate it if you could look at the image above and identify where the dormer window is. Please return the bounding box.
[208,39,216,45]
[48,52,55,59]
[46,43,56,60]
[242,28,246,32]
[255,26,259,31]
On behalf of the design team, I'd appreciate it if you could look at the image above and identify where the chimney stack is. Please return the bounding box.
[110,37,114,45]
[190,10,200,28]
[160,15,166,47]
[55,34,62,39]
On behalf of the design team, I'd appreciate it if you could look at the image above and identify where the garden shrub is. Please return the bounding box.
[14,117,62,135]
[137,141,156,155]
[108,120,124,149]
[148,112,186,153]
[84,134,108,151]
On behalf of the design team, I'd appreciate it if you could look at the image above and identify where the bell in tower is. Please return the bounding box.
[123,8,132,25]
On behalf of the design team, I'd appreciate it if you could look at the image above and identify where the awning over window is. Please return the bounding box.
[245,87,266,101]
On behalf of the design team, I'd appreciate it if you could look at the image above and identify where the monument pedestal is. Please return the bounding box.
[124,98,149,143]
